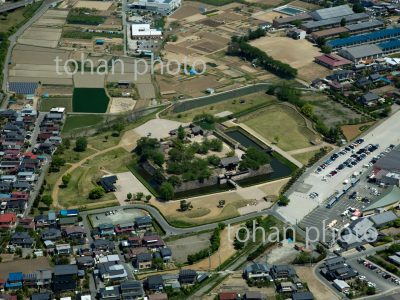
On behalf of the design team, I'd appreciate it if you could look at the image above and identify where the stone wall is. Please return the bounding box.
[230,164,273,181]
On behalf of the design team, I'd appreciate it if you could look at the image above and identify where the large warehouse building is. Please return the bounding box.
[128,0,181,15]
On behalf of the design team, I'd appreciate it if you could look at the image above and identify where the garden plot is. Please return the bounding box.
[74,0,113,11]
[109,97,136,114]
[136,83,156,99]
[18,27,62,48]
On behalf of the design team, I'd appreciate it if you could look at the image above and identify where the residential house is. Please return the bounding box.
[243,291,266,300]
[76,256,95,269]
[160,247,172,262]
[135,252,153,270]
[18,217,35,230]
[292,291,315,300]
[52,265,78,292]
[58,216,78,227]
[359,92,381,106]
[35,269,52,288]
[91,240,115,252]
[120,280,144,299]
[243,262,271,281]
[55,243,72,255]
[270,265,295,280]
[147,275,164,292]
[5,272,23,289]
[142,235,164,249]
[0,212,16,229]
[98,223,115,236]
[10,231,35,248]
[124,247,148,261]
[278,281,297,293]
[41,228,62,241]
[127,236,142,247]
[31,292,52,300]
[115,222,135,234]
[135,216,152,230]
[98,286,120,300]
[23,273,37,287]
[97,262,128,282]
[63,226,86,240]
[178,269,197,285]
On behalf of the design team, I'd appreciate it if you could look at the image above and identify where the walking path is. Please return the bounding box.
[287,142,334,155]
[52,131,138,208]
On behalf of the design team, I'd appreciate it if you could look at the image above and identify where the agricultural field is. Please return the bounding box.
[72,88,109,113]
[39,97,72,112]
[164,92,277,122]
[62,115,105,133]
[240,104,319,151]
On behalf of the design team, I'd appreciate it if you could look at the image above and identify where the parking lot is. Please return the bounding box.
[277,110,400,225]
[348,257,400,292]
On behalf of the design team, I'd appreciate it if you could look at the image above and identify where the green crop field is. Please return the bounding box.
[40,97,72,112]
[72,88,109,113]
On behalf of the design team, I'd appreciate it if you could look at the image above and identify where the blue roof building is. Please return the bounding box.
[6,272,23,289]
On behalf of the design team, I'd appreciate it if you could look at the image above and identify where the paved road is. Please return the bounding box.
[1,0,61,108]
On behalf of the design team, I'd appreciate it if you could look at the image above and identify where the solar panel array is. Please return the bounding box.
[328,27,400,49]
[8,82,38,95]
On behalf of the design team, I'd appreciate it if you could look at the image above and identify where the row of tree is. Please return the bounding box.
[227,39,297,78]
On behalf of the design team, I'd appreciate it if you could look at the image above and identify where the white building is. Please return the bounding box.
[129,0,181,16]
[131,24,162,40]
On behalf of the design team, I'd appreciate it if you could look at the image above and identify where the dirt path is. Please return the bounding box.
[52,131,139,209]
[287,142,333,155]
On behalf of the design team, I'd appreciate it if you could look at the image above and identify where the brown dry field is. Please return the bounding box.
[157,74,221,97]
[182,225,239,270]
[74,0,112,10]
[191,40,226,53]
[252,11,285,22]
[41,85,73,96]
[295,266,340,300]
[170,4,201,20]
[341,122,375,141]
[247,0,282,4]
[0,257,51,274]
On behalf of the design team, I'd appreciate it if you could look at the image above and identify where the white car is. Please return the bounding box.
[358,275,366,281]
[367,282,376,288]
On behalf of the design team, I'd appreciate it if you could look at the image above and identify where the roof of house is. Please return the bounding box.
[135,215,152,225]
[179,269,197,277]
[147,274,163,286]
[137,252,152,262]
[362,92,380,102]
[374,150,400,172]
[31,292,52,300]
[53,265,78,276]
[0,212,16,223]
[292,291,315,300]
[160,247,172,257]
[369,211,398,226]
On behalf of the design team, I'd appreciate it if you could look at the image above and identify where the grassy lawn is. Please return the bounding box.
[242,105,318,151]
[40,97,72,112]
[0,1,42,33]
[84,148,132,173]
[293,149,321,165]
[87,132,121,151]
[63,115,105,133]
[58,166,116,208]
[73,88,109,113]
[62,147,98,164]
[164,92,277,122]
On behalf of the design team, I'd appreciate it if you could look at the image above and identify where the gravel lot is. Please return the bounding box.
[167,232,212,263]
[134,119,189,139]
[113,171,152,204]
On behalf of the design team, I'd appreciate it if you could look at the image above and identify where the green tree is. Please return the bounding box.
[340,17,346,26]
[180,199,192,211]
[145,195,152,202]
[353,3,365,13]
[89,186,105,199]
[152,257,164,270]
[278,195,290,206]
[62,173,71,187]
[301,103,314,117]
[136,192,144,200]
[177,125,185,140]
[41,195,53,207]
[51,156,66,168]
[74,137,87,152]
[112,122,125,134]
[127,192,133,201]
[160,182,174,200]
